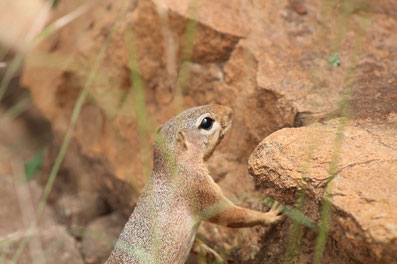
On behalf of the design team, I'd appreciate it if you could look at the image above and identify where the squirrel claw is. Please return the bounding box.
[263,200,285,225]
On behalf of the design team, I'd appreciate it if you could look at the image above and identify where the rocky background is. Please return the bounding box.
[1,0,397,263]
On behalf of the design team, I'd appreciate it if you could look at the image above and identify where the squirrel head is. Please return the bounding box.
[156,105,233,162]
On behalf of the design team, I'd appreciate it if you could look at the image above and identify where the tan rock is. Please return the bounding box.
[81,212,126,264]
[54,192,109,228]
[248,120,397,263]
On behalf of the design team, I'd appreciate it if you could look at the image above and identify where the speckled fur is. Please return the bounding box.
[106,105,283,264]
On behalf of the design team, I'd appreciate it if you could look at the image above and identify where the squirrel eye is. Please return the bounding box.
[199,117,214,130]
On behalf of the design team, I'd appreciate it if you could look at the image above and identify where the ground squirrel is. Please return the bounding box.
[106,105,284,264]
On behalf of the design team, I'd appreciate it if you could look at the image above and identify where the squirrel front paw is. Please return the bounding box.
[262,200,285,226]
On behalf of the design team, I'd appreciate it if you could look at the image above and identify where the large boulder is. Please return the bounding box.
[249,121,397,263]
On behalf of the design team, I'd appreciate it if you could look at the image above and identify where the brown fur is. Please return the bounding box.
[106,105,283,264]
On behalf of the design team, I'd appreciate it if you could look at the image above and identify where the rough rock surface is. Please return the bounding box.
[20,0,397,262]
[249,120,397,263]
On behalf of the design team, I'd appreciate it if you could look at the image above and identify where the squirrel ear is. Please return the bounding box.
[177,130,188,151]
